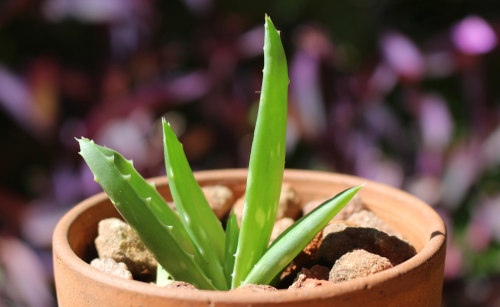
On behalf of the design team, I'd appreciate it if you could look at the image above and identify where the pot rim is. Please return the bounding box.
[53,168,446,304]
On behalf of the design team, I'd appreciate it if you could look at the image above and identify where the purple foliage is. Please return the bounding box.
[0,1,500,305]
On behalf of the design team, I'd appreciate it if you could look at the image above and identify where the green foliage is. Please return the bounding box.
[78,138,218,289]
[78,15,360,290]
[162,119,227,289]
[243,186,361,286]
[231,15,289,288]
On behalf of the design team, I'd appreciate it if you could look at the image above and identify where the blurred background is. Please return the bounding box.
[0,0,500,306]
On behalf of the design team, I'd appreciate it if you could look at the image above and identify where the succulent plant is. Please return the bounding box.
[78,15,360,290]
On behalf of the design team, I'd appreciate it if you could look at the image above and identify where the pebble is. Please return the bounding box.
[202,185,234,219]
[329,249,393,283]
[94,218,157,277]
[90,257,133,280]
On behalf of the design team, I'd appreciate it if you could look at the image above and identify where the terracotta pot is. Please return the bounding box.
[53,169,446,306]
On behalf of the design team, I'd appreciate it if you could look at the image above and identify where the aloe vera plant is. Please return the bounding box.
[78,15,361,291]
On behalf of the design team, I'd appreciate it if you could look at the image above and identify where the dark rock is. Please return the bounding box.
[316,221,416,266]
[278,231,323,288]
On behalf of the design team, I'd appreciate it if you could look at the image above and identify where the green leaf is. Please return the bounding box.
[162,120,228,290]
[78,138,217,289]
[156,264,173,287]
[242,186,362,286]
[223,212,239,288]
[232,15,289,288]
